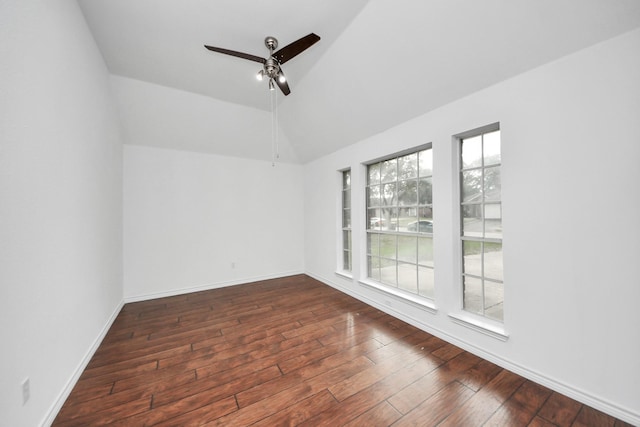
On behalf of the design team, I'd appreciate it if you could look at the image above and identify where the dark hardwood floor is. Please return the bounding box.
[53,275,632,426]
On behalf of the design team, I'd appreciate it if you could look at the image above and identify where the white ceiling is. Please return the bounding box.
[78,0,640,163]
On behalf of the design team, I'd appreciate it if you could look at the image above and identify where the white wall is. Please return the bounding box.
[110,75,299,164]
[123,145,304,300]
[0,1,123,426]
[304,29,640,424]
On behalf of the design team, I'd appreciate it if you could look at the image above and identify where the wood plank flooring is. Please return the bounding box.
[52,275,632,426]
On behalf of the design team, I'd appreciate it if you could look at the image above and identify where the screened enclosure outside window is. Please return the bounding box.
[460,127,503,321]
[342,170,352,272]
[366,147,434,299]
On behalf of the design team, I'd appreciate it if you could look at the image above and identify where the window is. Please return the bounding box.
[366,147,434,299]
[460,126,503,321]
[341,170,352,272]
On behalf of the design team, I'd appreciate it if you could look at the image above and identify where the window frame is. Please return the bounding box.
[361,144,436,309]
[449,122,508,340]
[340,169,352,273]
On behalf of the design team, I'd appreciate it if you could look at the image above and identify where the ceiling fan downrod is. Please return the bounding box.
[262,37,284,87]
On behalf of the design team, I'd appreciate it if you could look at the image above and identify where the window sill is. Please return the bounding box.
[448,312,509,341]
[358,278,437,314]
[335,270,353,280]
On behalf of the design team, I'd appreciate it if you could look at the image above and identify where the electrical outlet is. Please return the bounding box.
[22,378,30,405]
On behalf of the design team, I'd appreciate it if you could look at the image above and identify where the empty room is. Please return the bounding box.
[1,1,639,426]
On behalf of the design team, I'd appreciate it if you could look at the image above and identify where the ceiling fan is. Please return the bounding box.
[204,33,320,96]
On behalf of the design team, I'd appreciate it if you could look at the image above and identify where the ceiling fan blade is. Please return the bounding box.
[275,72,291,96]
[272,33,320,64]
[204,45,266,64]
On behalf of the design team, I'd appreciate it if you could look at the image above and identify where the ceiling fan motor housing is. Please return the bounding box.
[264,57,280,79]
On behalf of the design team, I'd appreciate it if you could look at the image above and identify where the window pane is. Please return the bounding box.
[368,256,381,281]
[380,258,397,286]
[484,279,504,321]
[419,206,433,222]
[367,233,379,256]
[397,235,417,263]
[418,177,432,205]
[419,149,433,177]
[342,208,351,228]
[462,204,483,237]
[342,188,351,207]
[462,135,482,169]
[398,153,418,180]
[398,179,417,206]
[367,185,381,207]
[368,208,383,230]
[484,166,501,202]
[485,204,502,239]
[398,207,417,231]
[379,234,397,260]
[463,240,482,277]
[418,266,435,299]
[343,230,351,250]
[463,276,483,314]
[381,159,397,183]
[483,130,501,166]
[372,208,395,231]
[462,170,482,203]
[484,242,503,282]
[343,170,351,189]
[368,163,380,185]
[417,237,433,267]
[398,262,418,293]
[382,183,397,206]
[343,250,351,271]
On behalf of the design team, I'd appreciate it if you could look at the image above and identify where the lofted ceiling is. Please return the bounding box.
[78,0,640,163]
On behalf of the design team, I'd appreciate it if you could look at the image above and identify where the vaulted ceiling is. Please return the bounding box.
[78,0,640,163]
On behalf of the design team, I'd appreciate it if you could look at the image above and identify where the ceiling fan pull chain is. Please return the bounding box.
[271,86,277,167]
[275,88,280,161]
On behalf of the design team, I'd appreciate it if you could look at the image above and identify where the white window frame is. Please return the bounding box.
[340,169,352,274]
[360,144,437,312]
[449,123,508,341]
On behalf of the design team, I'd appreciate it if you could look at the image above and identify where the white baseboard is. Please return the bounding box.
[306,271,640,426]
[123,270,305,303]
[41,300,124,427]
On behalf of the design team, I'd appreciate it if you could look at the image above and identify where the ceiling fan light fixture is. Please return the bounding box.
[256,69,264,81]
[278,73,286,83]
[269,78,275,91]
